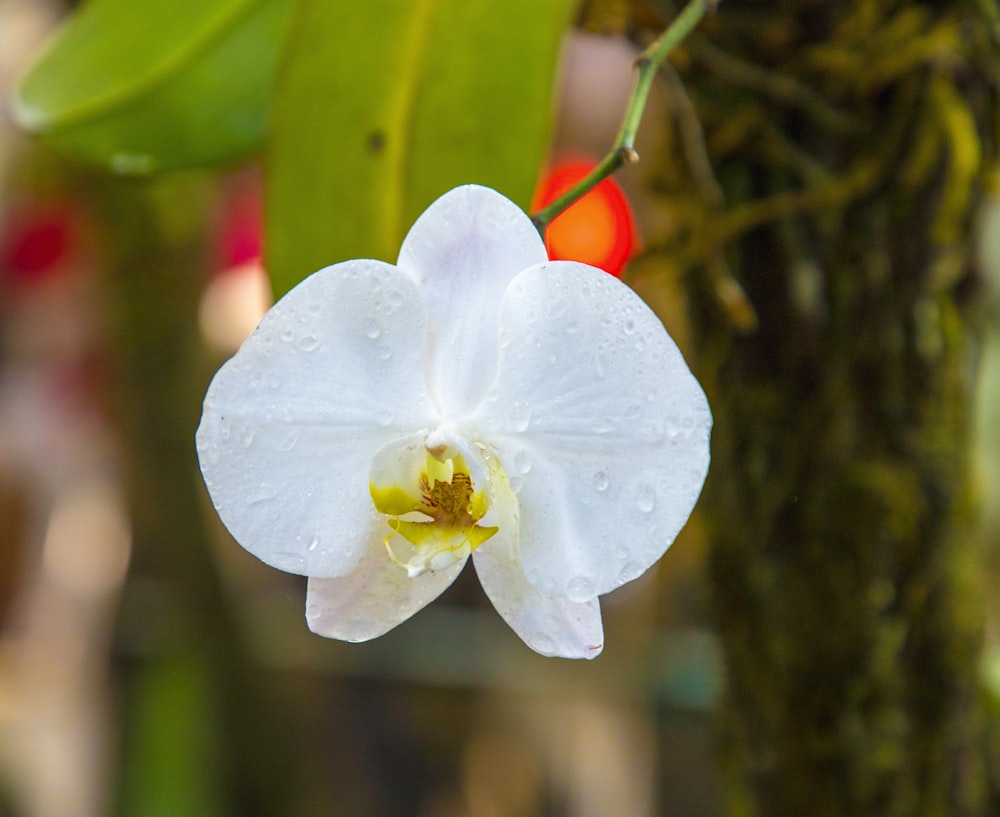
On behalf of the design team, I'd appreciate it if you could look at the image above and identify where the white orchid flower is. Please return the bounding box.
[196,184,710,659]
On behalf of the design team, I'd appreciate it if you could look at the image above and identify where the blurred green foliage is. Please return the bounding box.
[266,0,576,295]
[15,0,577,294]
[14,0,293,174]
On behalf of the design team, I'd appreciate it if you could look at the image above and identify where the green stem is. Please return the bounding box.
[531,0,718,234]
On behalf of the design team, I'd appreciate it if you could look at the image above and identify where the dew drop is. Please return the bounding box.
[545,299,568,320]
[634,337,646,352]
[247,488,278,506]
[306,604,322,620]
[376,344,393,360]
[240,427,255,447]
[508,402,532,432]
[386,289,404,308]
[592,471,610,492]
[509,476,524,494]
[566,576,594,603]
[624,404,641,420]
[297,335,320,351]
[638,484,656,513]
[565,321,579,335]
[532,634,557,655]
[280,329,295,343]
[624,318,636,335]
[514,450,532,474]
[375,409,395,426]
[365,318,381,339]
[618,561,642,586]
[307,536,320,552]
[279,434,299,451]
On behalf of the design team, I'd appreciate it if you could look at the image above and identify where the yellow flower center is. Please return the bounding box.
[370,450,497,578]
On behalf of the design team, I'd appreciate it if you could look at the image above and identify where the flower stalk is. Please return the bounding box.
[531,0,719,234]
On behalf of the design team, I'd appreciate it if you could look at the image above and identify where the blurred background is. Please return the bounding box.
[1,0,999,816]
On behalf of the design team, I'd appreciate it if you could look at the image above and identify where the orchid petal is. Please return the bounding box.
[396,185,547,417]
[305,549,465,642]
[466,447,603,660]
[474,537,604,660]
[467,261,711,600]
[196,260,439,578]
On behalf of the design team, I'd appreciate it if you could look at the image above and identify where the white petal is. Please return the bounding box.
[466,261,711,600]
[473,537,604,660]
[396,185,547,418]
[305,548,465,642]
[196,260,439,578]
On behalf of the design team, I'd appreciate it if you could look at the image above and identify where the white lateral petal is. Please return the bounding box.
[196,260,439,578]
[474,537,604,659]
[396,185,548,418]
[306,549,465,642]
[467,261,711,600]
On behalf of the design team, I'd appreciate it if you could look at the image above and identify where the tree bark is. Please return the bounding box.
[638,1,999,814]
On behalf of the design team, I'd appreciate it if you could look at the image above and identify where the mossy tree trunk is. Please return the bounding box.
[637,1,999,814]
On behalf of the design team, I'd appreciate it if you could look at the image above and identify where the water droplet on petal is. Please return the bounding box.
[618,561,642,586]
[365,318,380,339]
[240,427,255,447]
[306,604,322,620]
[509,476,524,494]
[565,322,579,335]
[624,319,636,335]
[566,576,594,602]
[307,536,320,552]
[280,329,295,343]
[387,289,404,308]
[297,335,320,351]
[514,450,532,474]
[593,471,610,492]
[247,487,278,506]
[638,484,656,513]
[376,344,393,360]
[546,298,568,320]
[375,409,394,426]
[509,402,532,432]
[532,634,557,655]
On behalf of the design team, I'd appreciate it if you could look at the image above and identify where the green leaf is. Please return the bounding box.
[266,0,577,296]
[14,0,293,175]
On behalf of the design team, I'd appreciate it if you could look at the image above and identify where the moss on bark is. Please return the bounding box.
[628,0,1000,813]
